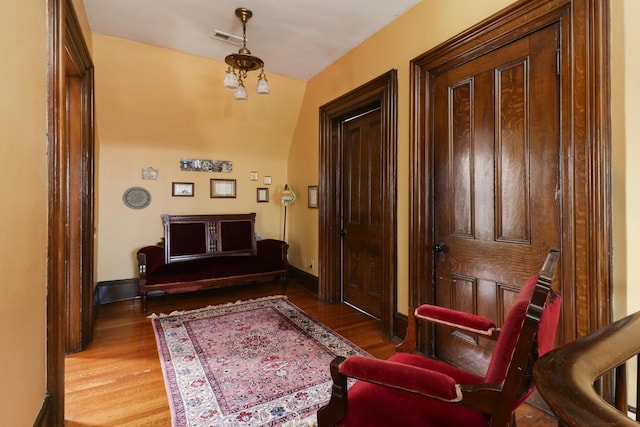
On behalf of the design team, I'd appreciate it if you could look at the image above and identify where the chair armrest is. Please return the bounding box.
[256,239,289,267]
[416,304,497,337]
[338,355,462,402]
[136,245,165,277]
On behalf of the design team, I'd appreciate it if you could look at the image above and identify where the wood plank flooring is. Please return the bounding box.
[65,281,557,426]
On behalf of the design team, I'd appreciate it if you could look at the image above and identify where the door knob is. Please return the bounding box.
[434,243,447,262]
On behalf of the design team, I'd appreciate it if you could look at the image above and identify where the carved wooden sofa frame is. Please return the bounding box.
[136,213,288,312]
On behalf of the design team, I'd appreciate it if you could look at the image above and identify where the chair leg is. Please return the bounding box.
[141,292,148,314]
[280,273,288,294]
[489,410,516,427]
[395,307,417,353]
[317,356,348,426]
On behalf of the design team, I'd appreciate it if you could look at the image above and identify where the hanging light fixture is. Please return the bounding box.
[223,8,270,100]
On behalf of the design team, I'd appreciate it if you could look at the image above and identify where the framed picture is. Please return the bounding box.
[250,171,259,181]
[210,179,237,198]
[142,167,158,180]
[172,182,194,197]
[257,188,269,202]
[308,185,318,208]
[263,176,272,185]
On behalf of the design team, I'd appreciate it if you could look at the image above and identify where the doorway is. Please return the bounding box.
[319,70,398,336]
[341,106,384,319]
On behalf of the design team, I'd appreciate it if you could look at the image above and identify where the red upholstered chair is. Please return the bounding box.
[317,249,562,427]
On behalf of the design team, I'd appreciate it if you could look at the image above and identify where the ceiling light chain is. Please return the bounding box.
[221,8,270,100]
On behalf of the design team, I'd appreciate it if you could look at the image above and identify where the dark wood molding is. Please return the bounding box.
[63,0,95,354]
[96,279,141,304]
[47,0,96,421]
[319,70,398,336]
[287,266,319,295]
[408,0,611,350]
[393,312,408,341]
[46,0,65,422]
[32,394,53,427]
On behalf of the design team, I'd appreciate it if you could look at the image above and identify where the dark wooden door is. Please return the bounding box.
[341,108,384,319]
[433,24,560,375]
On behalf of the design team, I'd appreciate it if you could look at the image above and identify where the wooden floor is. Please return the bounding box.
[65,281,558,426]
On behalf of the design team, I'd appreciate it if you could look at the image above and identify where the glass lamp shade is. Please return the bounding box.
[256,76,270,95]
[223,69,239,90]
[234,82,248,100]
[281,185,296,204]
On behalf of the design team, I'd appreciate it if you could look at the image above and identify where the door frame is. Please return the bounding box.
[408,0,610,349]
[319,70,398,336]
[44,0,95,423]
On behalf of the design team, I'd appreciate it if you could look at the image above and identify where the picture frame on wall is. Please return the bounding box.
[172,182,194,197]
[210,179,237,198]
[257,188,269,202]
[308,185,318,208]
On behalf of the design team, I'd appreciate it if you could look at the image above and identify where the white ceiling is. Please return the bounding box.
[83,0,421,81]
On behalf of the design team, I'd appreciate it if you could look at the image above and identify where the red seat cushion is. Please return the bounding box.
[339,353,489,427]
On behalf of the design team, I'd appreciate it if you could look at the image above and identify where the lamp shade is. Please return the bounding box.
[223,69,239,90]
[256,72,270,95]
[281,185,296,204]
[234,83,248,100]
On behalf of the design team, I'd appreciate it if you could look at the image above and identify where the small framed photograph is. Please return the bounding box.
[263,176,272,185]
[142,167,158,180]
[308,185,318,208]
[250,171,259,181]
[210,179,237,198]
[257,188,269,202]
[172,182,194,197]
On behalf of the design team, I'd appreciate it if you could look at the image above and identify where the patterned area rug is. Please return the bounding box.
[151,295,368,426]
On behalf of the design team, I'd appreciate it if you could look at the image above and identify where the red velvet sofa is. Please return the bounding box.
[136,213,288,312]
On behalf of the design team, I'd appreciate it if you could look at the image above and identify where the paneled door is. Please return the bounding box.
[433,24,560,375]
[341,107,384,319]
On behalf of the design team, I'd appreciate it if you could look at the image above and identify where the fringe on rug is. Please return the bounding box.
[146,294,288,319]
[281,413,318,427]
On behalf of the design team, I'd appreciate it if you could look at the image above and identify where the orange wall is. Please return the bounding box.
[0,1,48,424]
[93,34,306,281]
[83,0,640,318]
[612,0,640,320]
[610,0,640,402]
[287,0,517,313]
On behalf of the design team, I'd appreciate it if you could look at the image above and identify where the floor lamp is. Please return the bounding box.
[281,184,296,241]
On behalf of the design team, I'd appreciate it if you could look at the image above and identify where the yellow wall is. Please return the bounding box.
[93,34,306,281]
[287,0,517,313]
[0,1,48,424]
[611,0,640,402]
[612,0,640,320]
[93,1,640,323]
[0,0,635,423]
[72,0,92,49]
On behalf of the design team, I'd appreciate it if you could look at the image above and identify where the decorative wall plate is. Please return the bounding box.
[123,186,151,209]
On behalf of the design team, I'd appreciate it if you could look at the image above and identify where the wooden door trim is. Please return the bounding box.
[409,0,610,346]
[45,0,95,423]
[319,70,398,336]
[63,0,95,353]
